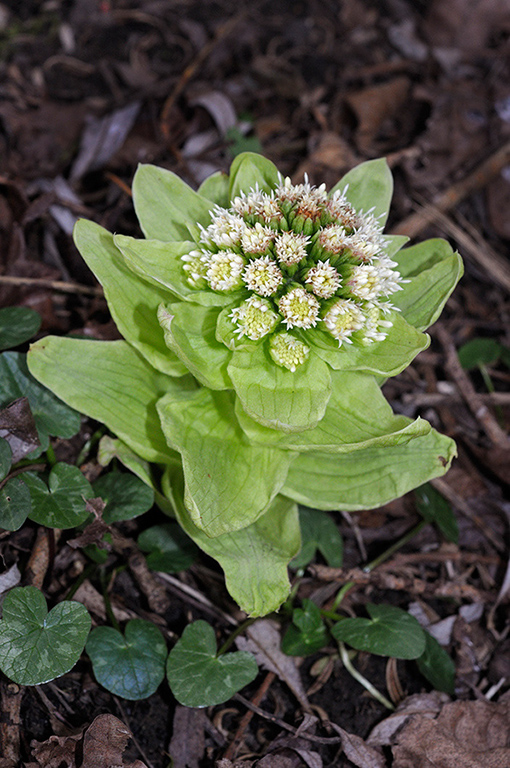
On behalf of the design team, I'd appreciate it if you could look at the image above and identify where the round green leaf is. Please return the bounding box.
[0,477,31,531]
[0,307,41,351]
[92,472,154,523]
[167,620,258,707]
[0,586,91,685]
[281,600,329,657]
[332,604,426,660]
[291,508,343,569]
[86,619,167,700]
[457,338,502,370]
[24,462,92,529]
[0,437,12,481]
[416,631,455,694]
[138,523,197,573]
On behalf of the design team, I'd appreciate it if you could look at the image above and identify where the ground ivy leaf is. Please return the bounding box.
[73,220,188,377]
[282,428,457,511]
[457,337,503,370]
[416,630,455,694]
[86,619,167,700]
[138,523,198,572]
[0,477,31,531]
[332,604,426,660]
[92,471,154,524]
[291,508,343,569]
[0,586,91,686]
[24,462,92,529]
[228,152,280,200]
[330,158,393,225]
[228,343,332,433]
[0,352,81,452]
[0,307,41,351]
[132,164,215,242]
[415,483,459,543]
[28,337,183,464]
[281,599,329,657]
[166,620,258,707]
[392,239,463,332]
[157,388,294,537]
[158,303,232,390]
[163,467,300,616]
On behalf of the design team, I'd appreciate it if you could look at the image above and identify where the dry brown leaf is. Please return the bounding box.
[168,706,206,768]
[346,78,411,155]
[329,723,387,768]
[367,692,450,746]
[422,0,510,51]
[0,397,40,463]
[392,697,510,767]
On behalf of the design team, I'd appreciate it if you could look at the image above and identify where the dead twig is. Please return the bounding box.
[0,275,103,297]
[223,672,276,761]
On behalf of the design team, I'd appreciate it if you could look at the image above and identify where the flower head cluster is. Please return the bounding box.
[183,176,404,370]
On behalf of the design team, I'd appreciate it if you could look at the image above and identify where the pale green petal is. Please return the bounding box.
[73,220,187,377]
[228,152,280,200]
[236,369,431,452]
[282,428,457,511]
[28,337,185,463]
[391,239,464,331]
[198,171,230,207]
[132,163,214,241]
[158,303,232,390]
[114,234,240,308]
[329,158,393,225]
[163,467,300,617]
[227,343,332,433]
[307,312,429,376]
[157,388,295,537]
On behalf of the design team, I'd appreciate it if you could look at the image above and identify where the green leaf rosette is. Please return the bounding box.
[27,153,463,616]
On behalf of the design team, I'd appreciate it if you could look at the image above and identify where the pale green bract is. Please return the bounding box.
[27,153,463,617]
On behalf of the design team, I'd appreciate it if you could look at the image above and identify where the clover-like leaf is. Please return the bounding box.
[23,462,92,529]
[138,523,198,572]
[0,586,91,685]
[332,603,426,660]
[281,599,329,657]
[86,619,167,700]
[291,508,343,569]
[166,620,258,707]
[415,483,458,544]
[0,352,80,452]
[0,477,31,531]
[416,630,455,694]
[92,471,154,524]
[0,307,41,351]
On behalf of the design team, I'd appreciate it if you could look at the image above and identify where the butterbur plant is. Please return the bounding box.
[28,153,463,616]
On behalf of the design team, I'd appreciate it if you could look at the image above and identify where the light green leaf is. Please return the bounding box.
[28,337,182,463]
[382,234,409,259]
[73,219,188,377]
[228,151,280,200]
[330,158,393,225]
[416,631,455,694]
[167,620,259,707]
[0,477,31,531]
[291,508,343,569]
[92,471,154,523]
[162,467,300,616]
[198,171,230,207]
[332,603,426,659]
[158,303,232,390]
[415,483,458,543]
[132,163,215,241]
[157,388,294,537]
[236,369,431,452]
[308,312,429,376]
[0,587,91,686]
[0,307,41,351]
[282,428,457,511]
[24,463,92,529]
[0,352,81,453]
[228,343,332,433]
[138,523,198,572]
[86,619,167,700]
[391,239,463,331]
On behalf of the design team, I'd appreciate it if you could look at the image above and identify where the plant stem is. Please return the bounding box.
[100,569,120,633]
[217,617,257,656]
[338,642,395,710]
[362,520,427,573]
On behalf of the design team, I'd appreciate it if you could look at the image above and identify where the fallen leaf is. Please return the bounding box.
[0,397,40,463]
[168,706,206,768]
[346,77,411,155]
[329,722,387,768]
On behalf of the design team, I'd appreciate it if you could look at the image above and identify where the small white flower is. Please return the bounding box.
[279,288,320,329]
[305,260,341,299]
[207,251,245,292]
[241,222,275,253]
[362,304,394,344]
[275,231,310,265]
[322,299,365,345]
[269,332,310,371]
[326,190,360,228]
[182,249,210,287]
[202,208,246,248]
[230,296,280,340]
[243,256,283,296]
[346,262,402,302]
[231,187,265,217]
[318,225,351,254]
